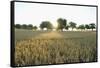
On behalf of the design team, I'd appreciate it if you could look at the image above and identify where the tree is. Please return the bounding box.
[40,21,53,30]
[78,24,85,31]
[89,23,95,31]
[47,22,53,30]
[69,21,76,30]
[15,24,21,29]
[27,24,33,30]
[57,18,67,31]
[22,24,27,29]
[65,25,69,30]
[33,26,37,30]
[40,23,44,30]
[85,24,90,30]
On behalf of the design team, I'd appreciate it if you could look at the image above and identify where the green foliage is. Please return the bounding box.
[15,24,21,29]
[69,22,77,30]
[33,26,38,30]
[15,24,39,30]
[40,21,53,30]
[22,24,28,29]
[65,25,69,30]
[78,24,85,30]
[89,23,95,31]
[15,21,96,31]
[27,24,33,30]
[57,18,67,31]
[85,24,90,29]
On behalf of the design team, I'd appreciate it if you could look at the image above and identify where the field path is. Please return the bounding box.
[34,31,63,39]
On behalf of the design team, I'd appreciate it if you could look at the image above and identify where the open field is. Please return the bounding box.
[15,29,97,66]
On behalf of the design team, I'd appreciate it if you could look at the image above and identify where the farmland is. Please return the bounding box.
[15,29,97,66]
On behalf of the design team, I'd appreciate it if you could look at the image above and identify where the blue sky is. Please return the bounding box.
[15,2,96,28]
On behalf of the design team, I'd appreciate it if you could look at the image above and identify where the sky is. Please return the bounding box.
[15,2,97,28]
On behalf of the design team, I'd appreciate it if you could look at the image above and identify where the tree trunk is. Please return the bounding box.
[61,29,63,32]
[72,28,73,31]
[92,28,93,31]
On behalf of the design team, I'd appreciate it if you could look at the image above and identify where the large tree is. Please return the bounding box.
[69,21,76,30]
[57,18,67,31]
[89,23,96,31]
[40,21,53,30]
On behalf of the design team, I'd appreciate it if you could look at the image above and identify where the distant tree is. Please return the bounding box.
[27,24,33,30]
[89,23,96,31]
[69,21,76,30]
[78,24,85,31]
[15,24,21,29]
[33,26,37,30]
[57,18,67,31]
[40,23,44,30]
[22,24,27,29]
[85,24,90,30]
[40,21,53,30]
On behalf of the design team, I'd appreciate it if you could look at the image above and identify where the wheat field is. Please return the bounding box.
[15,29,97,66]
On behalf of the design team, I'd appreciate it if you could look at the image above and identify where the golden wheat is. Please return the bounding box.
[15,35,96,66]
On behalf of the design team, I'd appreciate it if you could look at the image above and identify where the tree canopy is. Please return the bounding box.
[27,24,33,29]
[15,20,96,31]
[69,22,77,30]
[33,26,37,30]
[78,24,85,30]
[15,24,21,29]
[40,21,53,30]
[57,18,67,31]
[21,24,27,29]
[85,24,90,29]
[89,23,96,31]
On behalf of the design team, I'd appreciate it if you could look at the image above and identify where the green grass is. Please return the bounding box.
[15,29,97,66]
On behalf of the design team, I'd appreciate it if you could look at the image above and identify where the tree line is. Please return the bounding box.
[15,24,37,30]
[15,18,96,31]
